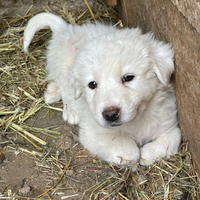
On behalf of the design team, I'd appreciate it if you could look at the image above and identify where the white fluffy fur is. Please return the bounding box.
[24,13,181,170]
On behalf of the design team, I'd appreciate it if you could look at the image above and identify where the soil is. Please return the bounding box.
[0,108,112,199]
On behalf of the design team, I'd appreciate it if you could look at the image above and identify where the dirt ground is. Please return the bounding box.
[0,108,114,199]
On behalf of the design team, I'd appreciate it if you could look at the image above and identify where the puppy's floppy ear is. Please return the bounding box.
[68,62,83,100]
[69,35,84,53]
[71,78,82,100]
[74,87,82,100]
[151,42,174,86]
[68,71,82,100]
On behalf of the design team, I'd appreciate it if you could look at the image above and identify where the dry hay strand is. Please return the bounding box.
[0,1,200,200]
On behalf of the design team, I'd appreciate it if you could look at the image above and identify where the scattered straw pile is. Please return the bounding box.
[86,142,199,199]
[0,0,199,199]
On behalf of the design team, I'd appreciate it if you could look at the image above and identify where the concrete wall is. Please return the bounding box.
[117,0,200,174]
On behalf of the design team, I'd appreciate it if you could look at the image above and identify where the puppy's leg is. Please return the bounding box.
[140,127,181,165]
[79,127,140,170]
[44,82,61,104]
[61,92,79,125]
[44,82,79,125]
[62,103,79,125]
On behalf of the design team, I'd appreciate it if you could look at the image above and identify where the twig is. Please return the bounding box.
[68,159,94,169]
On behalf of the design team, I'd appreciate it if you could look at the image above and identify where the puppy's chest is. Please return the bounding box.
[127,123,161,147]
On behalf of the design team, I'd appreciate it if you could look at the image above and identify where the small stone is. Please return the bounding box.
[66,169,75,176]
[73,134,79,142]
[19,186,31,194]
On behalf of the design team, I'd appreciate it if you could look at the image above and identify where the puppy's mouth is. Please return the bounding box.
[108,122,123,127]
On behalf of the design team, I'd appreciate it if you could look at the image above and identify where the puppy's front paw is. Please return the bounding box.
[44,82,61,104]
[140,141,169,166]
[107,141,140,168]
[140,135,179,166]
[109,151,139,171]
[62,106,79,125]
[140,145,157,166]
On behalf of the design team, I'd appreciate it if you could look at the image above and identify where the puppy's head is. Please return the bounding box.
[70,29,174,127]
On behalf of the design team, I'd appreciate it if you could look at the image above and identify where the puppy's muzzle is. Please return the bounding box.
[102,107,120,122]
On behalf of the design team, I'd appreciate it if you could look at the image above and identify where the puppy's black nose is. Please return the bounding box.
[102,107,120,122]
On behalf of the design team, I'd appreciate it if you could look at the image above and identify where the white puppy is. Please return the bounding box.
[24,13,181,169]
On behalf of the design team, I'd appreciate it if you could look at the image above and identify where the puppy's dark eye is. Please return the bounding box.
[122,75,135,83]
[88,81,97,89]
